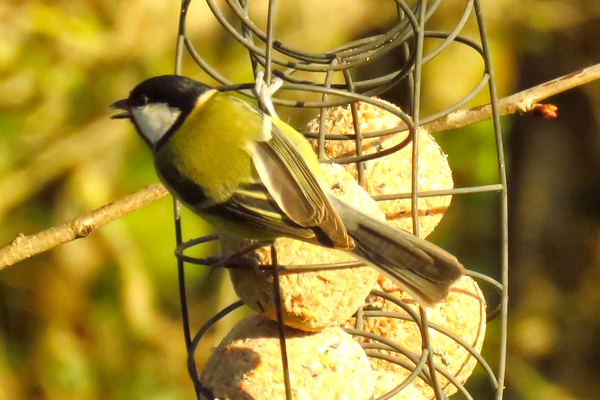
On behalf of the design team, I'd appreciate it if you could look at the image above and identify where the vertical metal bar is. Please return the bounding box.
[411,1,423,239]
[263,3,291,398]
[174,1,199,396]
[271,246,293,400]
[264,0,277,84]
[474,1,508,399]
[317,62,338,162]
[342,69,366,186]
[412,2,446,399]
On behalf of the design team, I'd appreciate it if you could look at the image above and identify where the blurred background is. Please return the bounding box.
[1,0,600,399]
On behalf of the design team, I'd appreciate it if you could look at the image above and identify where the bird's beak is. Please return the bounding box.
[110,99,131,119]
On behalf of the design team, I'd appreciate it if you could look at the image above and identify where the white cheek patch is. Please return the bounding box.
[131,103,181,146]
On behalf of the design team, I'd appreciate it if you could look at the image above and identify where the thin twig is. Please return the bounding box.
[1,63,600,270]
[424,63,600,133]
[0,183,169,269]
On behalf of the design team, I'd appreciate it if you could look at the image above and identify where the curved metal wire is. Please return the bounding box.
[172,0,508,399]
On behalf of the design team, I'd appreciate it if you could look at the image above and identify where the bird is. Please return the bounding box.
[110,74,465,306]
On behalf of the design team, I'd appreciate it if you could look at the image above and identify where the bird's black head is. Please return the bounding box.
[111,75,214,149]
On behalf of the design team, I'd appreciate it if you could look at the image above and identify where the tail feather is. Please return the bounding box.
[329,196,465,306]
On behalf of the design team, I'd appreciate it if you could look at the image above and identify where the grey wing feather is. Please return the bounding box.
[250,118,353,250]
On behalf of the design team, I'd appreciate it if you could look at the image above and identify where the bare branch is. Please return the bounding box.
[424,63,600,133]
[0,183,169,270]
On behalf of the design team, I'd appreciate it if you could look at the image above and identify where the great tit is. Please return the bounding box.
[111,75,465,306]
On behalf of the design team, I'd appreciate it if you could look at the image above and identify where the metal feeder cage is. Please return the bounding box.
[172,1,508,399]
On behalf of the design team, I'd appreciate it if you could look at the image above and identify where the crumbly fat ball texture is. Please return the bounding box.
[306,99,454,238]
[200,314,375,400]
[343,275,487,399]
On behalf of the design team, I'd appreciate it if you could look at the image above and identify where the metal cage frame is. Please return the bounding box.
[171,1,508,399]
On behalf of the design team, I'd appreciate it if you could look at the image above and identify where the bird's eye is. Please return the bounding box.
[132,95,149,108]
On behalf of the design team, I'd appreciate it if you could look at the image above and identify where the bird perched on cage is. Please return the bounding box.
[110,74,464,305]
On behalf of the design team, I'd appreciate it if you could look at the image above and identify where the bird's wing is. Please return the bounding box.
[208,181,320,241]
[248,116,354,250]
